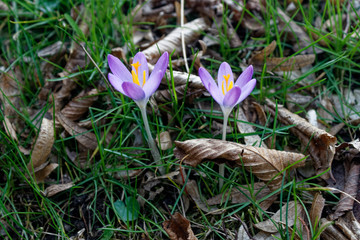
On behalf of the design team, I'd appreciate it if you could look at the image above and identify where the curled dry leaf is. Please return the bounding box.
[163,212,198,240]
[335,139,360,162]
[335,211,360,240]
[329,162,360,220]
[207,182,276,211]
[156,131,173,150]
[60,88,99,121]
[27,117,54,172]
[309,192,325,228]
[142,18,208,62]
[174,138,306,191]
[249,40,315,71]
[320,218,348,240]
[34,163,58,183]
[254,201,304,233]
[44,182,74,197]
[57,112,98,150]
[265,99,336,180]
[153,84,204,104]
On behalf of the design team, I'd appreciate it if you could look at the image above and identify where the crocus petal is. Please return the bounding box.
[132,52,149,86]
[122,82,146,100]
[108,54,132,81]
[199,67,223,104]
[217,62,234,90]
[235,65,253,88]
[143,70,163,98]
[108,73,127,96]
[150,52,169,80]
[223,86,241,107]
[236,79,256,104]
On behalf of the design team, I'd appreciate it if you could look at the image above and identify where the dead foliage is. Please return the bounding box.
[163,212,198,240]
[174,138,306,191]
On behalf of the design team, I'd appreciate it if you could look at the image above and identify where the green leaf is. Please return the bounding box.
[64,13,85,40]
[114,197,140,222]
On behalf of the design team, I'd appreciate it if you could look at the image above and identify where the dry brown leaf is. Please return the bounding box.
[335,211,360,240]
[335,139,360,162]
[3,117,18,142]
[253,231,282,240]
[153,84,204,104]
[207,182,276,211]
[236,107,266,148]
[27,117,54,172]
[237,224,251,240]
[310,192,325,228]
[57,112,98,150]
[330,162,360,220]
[44,182,74,197]
[250,41,315,71]
[265,99,337,180]
[320,218,348,240]
[163,212,198,240]
[254,201,304,233]
[34,163,58,183]
[185,179,222,214]
[156,131,173,150]
[142,18,208,62]
[276,8,315,54]
[60,88,99,121]
[174,138,306,191]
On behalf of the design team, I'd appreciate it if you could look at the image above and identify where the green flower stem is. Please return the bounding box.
[219,110,230,191]
[139,104,165,175]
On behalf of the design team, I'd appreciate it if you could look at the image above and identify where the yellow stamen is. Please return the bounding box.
[131,70,140,86]
[131,61,141,75]
[143,70,146,86]
[221,74,233,95]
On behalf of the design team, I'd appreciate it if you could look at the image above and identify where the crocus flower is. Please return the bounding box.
[108,51,169,108]
[198,63,256,118]
[198,62,256,190]
[107,51,169,174]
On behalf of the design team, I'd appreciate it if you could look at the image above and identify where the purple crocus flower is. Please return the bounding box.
[198,62,256,115]
[108,51,169,108]
[107,51,169,174]
[198,62,256,190]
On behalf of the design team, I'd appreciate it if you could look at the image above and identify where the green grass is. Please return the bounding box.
[1,0,360,239]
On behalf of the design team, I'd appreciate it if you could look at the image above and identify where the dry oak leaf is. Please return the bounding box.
[44,182,74,197]
[254,201,304,233]
[265,99,337,180]
[27,117,54,172]
[174,138,306,191]
[56,112,98,150]
[163,212,198,240]
[142,18,208,62]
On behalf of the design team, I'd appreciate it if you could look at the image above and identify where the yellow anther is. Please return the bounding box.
[221,74,233,95]
[131,61,141,75]
[131,70,140,86]
[143,70,146,86]
[227,81,233,91]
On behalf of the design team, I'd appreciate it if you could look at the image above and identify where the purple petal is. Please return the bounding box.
[108,73,126,95]
[235,65,253,88]
[143,70,163,98]
[108,54,132,81]
[198,67,223,104]
[132,52,149,87]
[150,52,169,80]
[223,86,241,107]
[122,82,146,100]
[236,79,256,104]
[217,62,234,90]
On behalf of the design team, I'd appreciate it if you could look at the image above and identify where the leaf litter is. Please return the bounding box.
[2,0,360,239]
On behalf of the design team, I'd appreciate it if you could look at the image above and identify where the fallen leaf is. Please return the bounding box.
[34,163,58,183]
[237,224,251,240]
[27,117,54,172]
[330,162,360,220]
[265,99,337,180]
[44,182,74,197]
[57,112,98,150]
[163,212,198,240]
[207,182,276,211]
[320,218,347,240]
[335,139,360,162]
[174,138,306,191]
[254,201,304,233]
[309,192,325,228]
[335,211,360,240]
[60,88,99,121]
[142,18,208,62]
[156,131,173,150]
